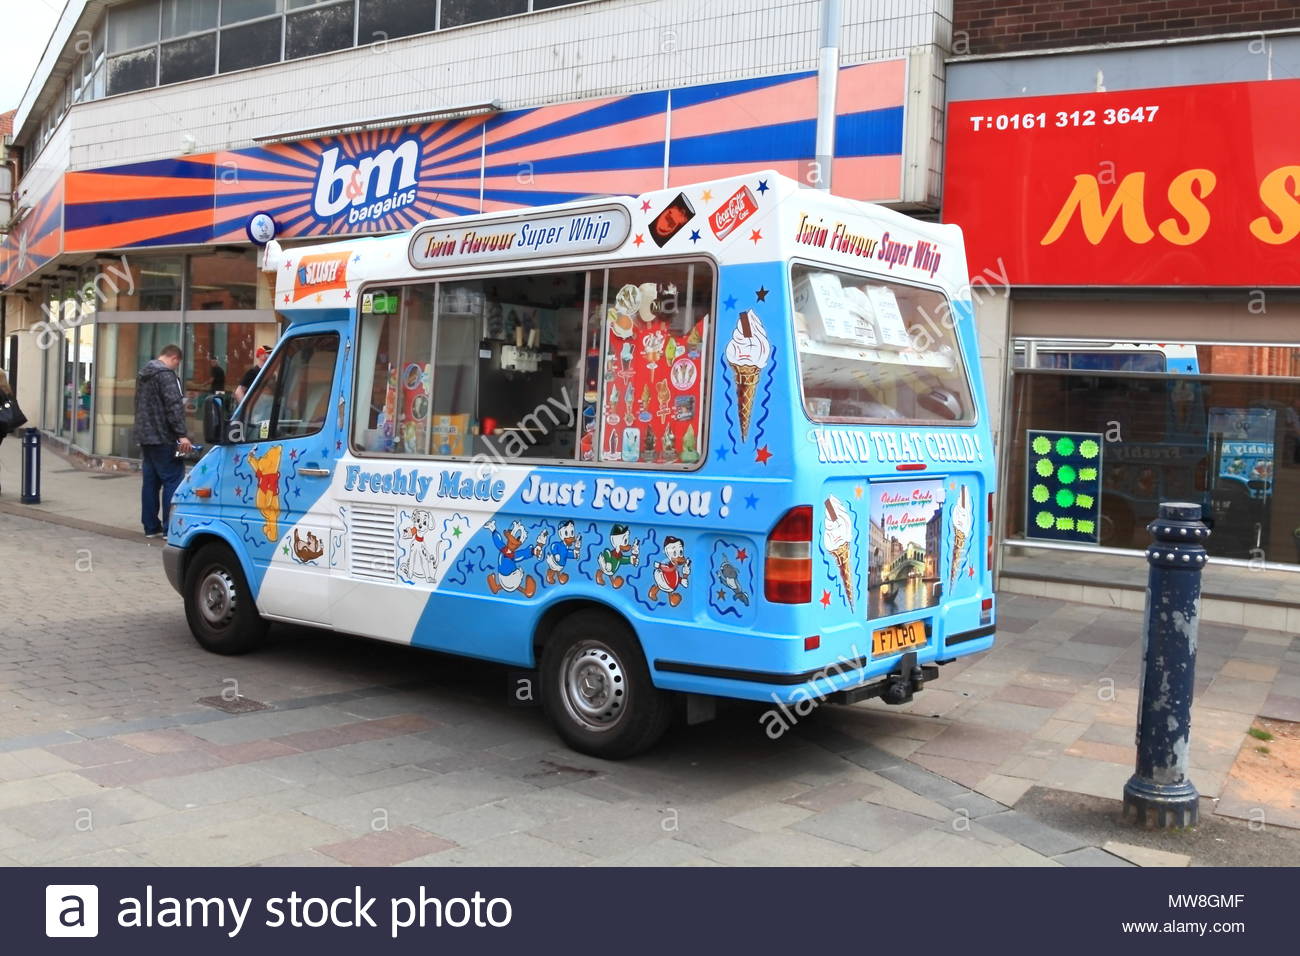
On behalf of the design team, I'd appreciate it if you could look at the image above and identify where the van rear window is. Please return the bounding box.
[791,264,975,425]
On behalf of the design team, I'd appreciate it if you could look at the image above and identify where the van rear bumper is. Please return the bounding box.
[653,624,995,686]
[162,544,185,595]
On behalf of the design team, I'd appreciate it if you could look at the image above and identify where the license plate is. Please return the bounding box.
[871,621,927,657]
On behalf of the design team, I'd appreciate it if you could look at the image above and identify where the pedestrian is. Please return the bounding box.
[235,345,271,402]
[0,366,28,496]
[134,344,192,537]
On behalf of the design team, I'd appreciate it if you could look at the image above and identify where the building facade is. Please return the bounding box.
[1,0,953,463]
[945,1,1300,570]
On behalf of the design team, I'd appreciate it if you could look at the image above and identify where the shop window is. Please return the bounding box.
[791,263,975,425]
[182,319,281,439]
[108,0,160,54]
[111,258,184,311]
[93,322,182,458]
[188,250,260,310]
[285,0,355,60]
[107,49,158,96]
[352,262,714,468]
[440,0,529,30]
[161,0,219,38]
[219,18,284,72]
[160,33,218,85]
[240,333,339,442]
[533,0,585,8]
[358,0,439,42]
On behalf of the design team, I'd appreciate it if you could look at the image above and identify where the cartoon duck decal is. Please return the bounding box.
[486,518,537,597]
[595,524,640,588]
[648,536,692,607]
[534,520,582,585]
[247,446,282,542]
[400,509,438,583]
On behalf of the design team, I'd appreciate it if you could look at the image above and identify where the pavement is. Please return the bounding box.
[0,437,1297,867]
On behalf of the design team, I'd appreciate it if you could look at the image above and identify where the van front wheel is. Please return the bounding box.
[183,542,268,655]
[541,611,671,758]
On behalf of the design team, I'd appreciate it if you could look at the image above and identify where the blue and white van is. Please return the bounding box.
[163,171,998,756]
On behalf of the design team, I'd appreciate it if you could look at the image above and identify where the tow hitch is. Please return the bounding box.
[827,651,940,706]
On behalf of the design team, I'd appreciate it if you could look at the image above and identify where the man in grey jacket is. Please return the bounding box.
[134,344,193,537]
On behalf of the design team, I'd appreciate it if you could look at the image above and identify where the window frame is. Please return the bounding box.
[348,254,718,473]
[236,330,340,443]
[789,257,981,429]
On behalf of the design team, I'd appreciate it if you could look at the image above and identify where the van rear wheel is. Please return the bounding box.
[183,541,268,655]
[541,610,671,759]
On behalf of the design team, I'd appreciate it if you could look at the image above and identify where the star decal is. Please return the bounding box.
[640,199,652,212]
[755,286,768,302]
[314,293,324,304]
[701,189,713,202]
[735,548,749,562]
[714,444,730,462]
[756,179,770,195]
[282,259,293,270]
[744,493,759,509]
[452,525,463,537]
[353,254,362,263]
[235,486,243,497]
[820,590,832,608]
[689,229,701,243]
[755,445,773,465]
[717,589,727,601]
[854,485,864,498]
[343,289,352,300]
[282,544,290,556]
[282,293,290,304]
[723,294,738,311]
[633,233,645,247]
[335,440,343,450]
[749,229,763,244]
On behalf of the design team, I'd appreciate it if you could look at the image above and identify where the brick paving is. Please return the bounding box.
[0,453,1297,865]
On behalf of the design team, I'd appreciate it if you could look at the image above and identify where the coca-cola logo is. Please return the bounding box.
[709,186,759,240]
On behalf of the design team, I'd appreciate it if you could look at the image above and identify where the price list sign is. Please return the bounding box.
[1025,430,1103,544]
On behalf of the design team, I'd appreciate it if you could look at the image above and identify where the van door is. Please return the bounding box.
[225,331,342,625]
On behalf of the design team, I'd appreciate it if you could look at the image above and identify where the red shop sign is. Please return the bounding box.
[943,79,1300,287]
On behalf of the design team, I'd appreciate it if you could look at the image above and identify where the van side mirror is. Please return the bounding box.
[203,395,228,445]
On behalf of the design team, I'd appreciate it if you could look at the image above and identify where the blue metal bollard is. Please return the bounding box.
[20,427,41,505]
[1122,501,1209,828]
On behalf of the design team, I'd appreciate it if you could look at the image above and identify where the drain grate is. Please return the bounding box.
[196,694,273,714]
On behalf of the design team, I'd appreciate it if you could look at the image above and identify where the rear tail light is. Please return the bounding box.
[986,492,995,574]
[765,505,813,604]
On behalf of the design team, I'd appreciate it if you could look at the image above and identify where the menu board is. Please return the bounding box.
[580,281,706,465]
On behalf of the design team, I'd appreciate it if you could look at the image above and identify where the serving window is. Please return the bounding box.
[791,263,975,425]
[352,260,714,467]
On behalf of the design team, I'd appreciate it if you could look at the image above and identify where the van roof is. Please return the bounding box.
[270,170,971,320]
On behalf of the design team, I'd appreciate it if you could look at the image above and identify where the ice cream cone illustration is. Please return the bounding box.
[247,445,283,542]
[725,309,772,442]
[950,485,973,588]
[822,495,856,611]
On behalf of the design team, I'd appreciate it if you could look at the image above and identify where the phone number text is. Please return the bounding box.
[967,106,1160,131]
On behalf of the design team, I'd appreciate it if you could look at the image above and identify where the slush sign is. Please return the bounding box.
[313,138,421,225]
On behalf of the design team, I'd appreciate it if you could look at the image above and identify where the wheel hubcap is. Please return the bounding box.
[560,640,627,732]
[198,569,237,628]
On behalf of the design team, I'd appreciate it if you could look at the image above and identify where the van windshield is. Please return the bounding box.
[792,263,975,425]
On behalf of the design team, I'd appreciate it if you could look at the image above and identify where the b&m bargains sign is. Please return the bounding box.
[944,78,1300,286]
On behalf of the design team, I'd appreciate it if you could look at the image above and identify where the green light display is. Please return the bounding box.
[1025,429,1103,544]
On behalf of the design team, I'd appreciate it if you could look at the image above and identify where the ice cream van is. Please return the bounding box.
[162,170,997,757]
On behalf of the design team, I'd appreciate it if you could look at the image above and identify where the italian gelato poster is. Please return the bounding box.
[591,281,706,466]
[867,479,945,619]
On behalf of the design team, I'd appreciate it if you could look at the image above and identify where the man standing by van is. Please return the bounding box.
[135,344,192,538]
